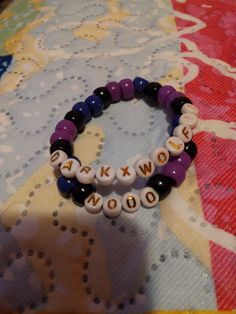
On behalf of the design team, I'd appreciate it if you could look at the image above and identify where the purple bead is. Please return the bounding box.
[55,119,77,139]
[50,130,73,145]
[169,152,192,170]
[119,78,135,100]
[165,91,184,109]
[161,162,186,187]
[158,85,176,106]
[106,81,121,102]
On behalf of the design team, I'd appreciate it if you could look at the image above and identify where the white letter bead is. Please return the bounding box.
[85,193,103,214]
[103,197,122,218]
[140,187,159,208]
[134,157,155,178]
[150,147,169,166]
[181,103,199,115]
[179,112,198,129]
[173,124,192,143]
[165,136,184,156]
[96,165,115,185]
[116,165,136,185]
[122,192,140,213]
[60,158,80,178]
[76,165,95,184]
[49,150,68,169]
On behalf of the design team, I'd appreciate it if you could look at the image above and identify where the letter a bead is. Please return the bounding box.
[165,136,184,156]
[140,187,159,208]
[96,165,115,185]
[116,165,136,185]
[103,197,122,218]
[85,192,103,214]
[49,150,68,169]
[134,157,155,178]
[173,124,192,143]
[122,192,140,213]
[60,158,80,178]
[76,165,96,184]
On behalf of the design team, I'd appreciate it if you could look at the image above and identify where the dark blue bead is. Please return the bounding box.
[72,102,91,122]
[57,176,78,197]
[133,77,149,95]
[172,114,180,128]
[85,95,103,117]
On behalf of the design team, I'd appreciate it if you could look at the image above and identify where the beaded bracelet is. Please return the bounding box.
[49,77,198,218]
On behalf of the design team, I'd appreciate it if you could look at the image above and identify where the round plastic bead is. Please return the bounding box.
[133,77,149,95]
[140,187,159,208]
[169,152,192,170]
[106,81,121,102]
[49,150,68,169]
[49,139,73,157]
[165,136,185,156]
[147,174,175,201]
[93,87,112,110]
[134,157,155,178]
[150,147,169,166]
[122,192,140,213]
[179,113,198,129]
[64,110,85,132]
[161,162,186,187]
[181,103,199,115]
[165,91,184,109]
[72,101,92,123]
[158,85,175,106]
[85,192,103,214]
[57,176,78,197]
[50,130,73,145]
[60,158,81,178]
[119,78,135,100]
[96,165,115,185]
[184,141,198,160]
[116,165,136,185]
[173,124,192,143]
[170,96,192,114]
[85,95,103,117]
[76,165,96,184]
[103,197,122,218]
[55,119,77,140]
[172,114,181,128]
[143,82,162,106]
[72,183,96,206]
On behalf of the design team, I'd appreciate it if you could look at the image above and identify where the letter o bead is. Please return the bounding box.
[85,192,103,214]
[116,165,136,185]
[122,192,140,213]
[60,158,80,178]
[96,165,115,185]
[103,197,122,218]
[140,187,159,208]
[173,124,192,143]
[150,147,169,166]
[76,165,96,184]
[165,136,184,156]
[134,157,155,178]
[49,150,68,169]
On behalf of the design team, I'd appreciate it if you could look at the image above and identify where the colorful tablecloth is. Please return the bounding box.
[0,0,235,313]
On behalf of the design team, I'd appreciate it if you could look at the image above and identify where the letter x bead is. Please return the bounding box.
[134,157,155,178]
[85,192,103,214]
[49,150,68,169]
[181,103,199,115]
[116,165,136,185]
[173,124,192,143]
[60,158,80,178]
[122,192,140,213]
[165,136,184,156]
[140,187,159,208]
[179,112,198,129]
[150,147,169,166]
[76,165,96,184]
[103,197,122,218]
[96,165,115,185]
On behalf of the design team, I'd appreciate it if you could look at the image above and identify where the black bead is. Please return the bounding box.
[184,141,197,160]
[50,139,73,157]
[64,110,85,133]
[93,87,112,110]
[143,82,162,106]
[170,96,192,114]
[147,174,175,201]
[71,183,96,206]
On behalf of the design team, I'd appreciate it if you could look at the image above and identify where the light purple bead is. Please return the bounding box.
[165,91,185,109]
[119,78,135,100]
[169,152,192,170]
[161,162,186,187]
[50,130,73,145]
[106,81,121,102]
[158,85,176,106]
[55,119,77,139]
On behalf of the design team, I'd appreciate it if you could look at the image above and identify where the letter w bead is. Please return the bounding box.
[135,157,155,178]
